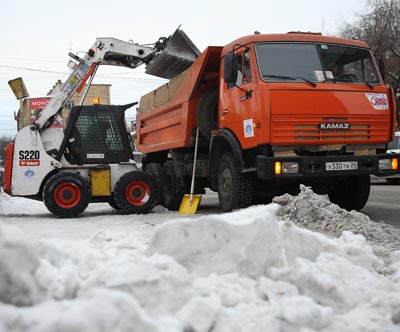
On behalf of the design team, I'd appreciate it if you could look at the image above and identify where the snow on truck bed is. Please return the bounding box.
[0,186,400,332]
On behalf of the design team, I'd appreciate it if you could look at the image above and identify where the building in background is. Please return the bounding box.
[16,80,111,130]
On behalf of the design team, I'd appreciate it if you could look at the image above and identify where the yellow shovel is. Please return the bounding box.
[179,127,202,214]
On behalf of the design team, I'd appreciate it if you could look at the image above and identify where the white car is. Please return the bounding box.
[383,131,400,184]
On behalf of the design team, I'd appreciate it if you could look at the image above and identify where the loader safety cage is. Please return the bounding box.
[62,104,135,165]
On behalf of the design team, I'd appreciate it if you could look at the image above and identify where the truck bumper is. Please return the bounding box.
[256,153,400,180]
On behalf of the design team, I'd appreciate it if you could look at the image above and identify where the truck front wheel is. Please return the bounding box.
[43,172,91,218]
[218,153,252,212]
[328,175,370,211]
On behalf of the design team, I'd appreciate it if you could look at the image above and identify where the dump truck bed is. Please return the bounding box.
[137,46,222,153]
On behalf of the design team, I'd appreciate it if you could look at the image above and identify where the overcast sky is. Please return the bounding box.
[0,0,368,136]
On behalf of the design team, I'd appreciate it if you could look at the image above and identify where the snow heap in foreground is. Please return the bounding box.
[1,187,400,332]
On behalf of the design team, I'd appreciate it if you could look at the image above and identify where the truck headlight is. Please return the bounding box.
[282,162,299,174]
[275,161,299,174]
[379,158,398,170]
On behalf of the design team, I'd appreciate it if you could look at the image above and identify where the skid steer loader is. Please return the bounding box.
[4,29,198,217]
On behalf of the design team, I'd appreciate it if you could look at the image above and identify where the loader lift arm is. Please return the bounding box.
[33,36,168,131]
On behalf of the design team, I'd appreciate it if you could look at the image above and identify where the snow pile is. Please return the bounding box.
[147,206,285,278]
[1,199,400,331]
[0,225,43,306]
[274,185,400,272]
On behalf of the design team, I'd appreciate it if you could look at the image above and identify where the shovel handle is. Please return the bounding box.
[190,127,200,197]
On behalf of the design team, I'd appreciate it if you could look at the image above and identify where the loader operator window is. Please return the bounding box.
[256,43,380,85]
[81,115,125,152]
[69,108,130,164]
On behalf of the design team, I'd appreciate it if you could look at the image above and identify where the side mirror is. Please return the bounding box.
[224,53,238,84]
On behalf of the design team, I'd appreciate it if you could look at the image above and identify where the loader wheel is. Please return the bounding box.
[217,153,253,212]
[108,197,121,210]
[328,175,370,211]
[43,172,91,218]
[161,161,186,211]
[113,171,157,214]
[196,89,219,140]
[144,163,163,206]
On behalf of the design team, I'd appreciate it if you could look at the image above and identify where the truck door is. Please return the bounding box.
[220,50,259,149]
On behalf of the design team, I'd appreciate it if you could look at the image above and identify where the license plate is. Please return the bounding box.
[326,161,358,171]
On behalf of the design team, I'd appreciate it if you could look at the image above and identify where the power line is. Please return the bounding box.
[0,56,65,64]
[0,64,66,75]
[0,65,166,83]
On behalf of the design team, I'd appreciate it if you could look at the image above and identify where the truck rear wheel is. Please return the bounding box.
[196,89,219,140]
[328,175,370,211]
[43,172,91,218]
[218,153,252,212]
[144,163,163,206]
[113,171,157,214]
[161,161,186,211]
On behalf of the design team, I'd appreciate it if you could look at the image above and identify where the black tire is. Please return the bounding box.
[328,175,370,211]
[386,178,400,185]
[144,163,163,205]
[161,161,187,211]
[217,153,253,212]
[43,172,91,218]
[108,197,121,210]
[113,171,157,214]
[196,89,219,140]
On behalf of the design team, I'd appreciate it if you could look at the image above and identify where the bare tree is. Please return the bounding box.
[340,0,400,87]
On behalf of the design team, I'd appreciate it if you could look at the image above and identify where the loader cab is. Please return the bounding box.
[62,104,135,165]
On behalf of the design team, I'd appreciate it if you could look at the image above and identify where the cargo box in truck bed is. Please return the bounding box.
[137,46,222,153]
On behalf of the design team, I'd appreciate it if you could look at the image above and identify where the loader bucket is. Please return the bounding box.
[145,29,201,79]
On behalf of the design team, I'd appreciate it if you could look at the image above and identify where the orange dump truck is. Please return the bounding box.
[137,32,400,212]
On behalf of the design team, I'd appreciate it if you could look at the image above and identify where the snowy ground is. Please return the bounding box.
[1,186,400,332]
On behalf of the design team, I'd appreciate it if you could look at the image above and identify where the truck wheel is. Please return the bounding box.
[217,153,252,212]
[196,89,219,140]
[161,161,186,211]
[328,175,370,211]
[43,172,91,218]
[144,163,163,205]
[113,171,157,214]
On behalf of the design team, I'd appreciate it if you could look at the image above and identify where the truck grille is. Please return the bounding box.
[271,116,391,144]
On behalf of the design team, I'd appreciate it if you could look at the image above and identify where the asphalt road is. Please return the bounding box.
[362,180,400,228]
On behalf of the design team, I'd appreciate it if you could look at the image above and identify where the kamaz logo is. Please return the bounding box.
[319,123,351,130]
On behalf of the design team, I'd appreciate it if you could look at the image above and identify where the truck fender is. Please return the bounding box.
[209,128,244,190]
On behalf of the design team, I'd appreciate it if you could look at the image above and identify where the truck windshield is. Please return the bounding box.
[255,43,380,85]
